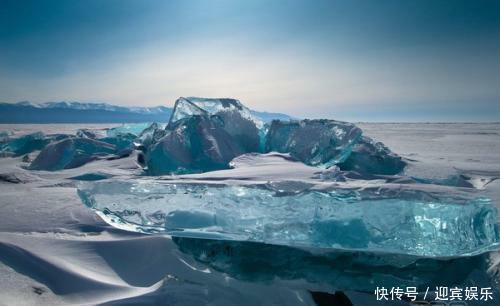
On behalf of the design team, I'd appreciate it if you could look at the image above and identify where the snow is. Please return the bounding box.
[0,122,499,305]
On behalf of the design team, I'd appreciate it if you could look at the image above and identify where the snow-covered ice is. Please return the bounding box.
[0,118,499,305]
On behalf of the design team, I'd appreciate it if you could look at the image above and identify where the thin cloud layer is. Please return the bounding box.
[1,0,499,121]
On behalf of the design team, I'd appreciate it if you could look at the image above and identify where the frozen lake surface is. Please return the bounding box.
[0,123,499,305]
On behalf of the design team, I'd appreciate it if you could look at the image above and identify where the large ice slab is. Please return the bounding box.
[78,179,498,257]
[78,154,498,257]
[265,119,362,168]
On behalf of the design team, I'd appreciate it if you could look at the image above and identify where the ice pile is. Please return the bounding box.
[74,97,498,257]
[1,97,497,257]
[0,97,403,176]
[0,123,161,170]
[84,123,157,152]
[143,97,379,175]
[0,132,68,156]
[29,138,117,171]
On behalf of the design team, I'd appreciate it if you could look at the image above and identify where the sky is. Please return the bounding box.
[0,0,499,122]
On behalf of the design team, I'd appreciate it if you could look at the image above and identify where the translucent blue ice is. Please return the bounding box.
[0,130,13,142]
[30,137,117,170]
[265,119,362,168]
[100,134,136,152]
[106,122,152,137]
[0,132,69,156]
[144,98,268,174]
[78,123,163,152]
[145,99,374,175]
[74,98,498,258]
[146,115,244,175]
[182,97,264,129]
[338,136,406,175]
[0,132,47,156]
[78,178,498,257]
[169,97,263,152]
[135,122,163,148]
[76,128,107,139]
[168,97,208,125]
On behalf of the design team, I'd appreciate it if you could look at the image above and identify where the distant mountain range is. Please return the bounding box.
[0,101,293,123]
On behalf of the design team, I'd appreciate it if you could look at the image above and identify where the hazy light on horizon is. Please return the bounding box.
[1,0,499,121]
